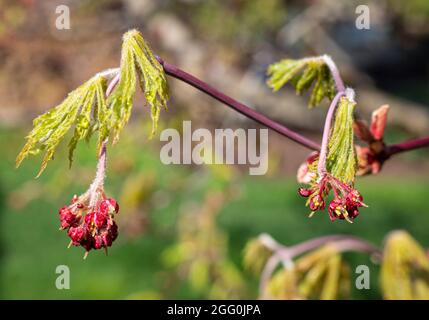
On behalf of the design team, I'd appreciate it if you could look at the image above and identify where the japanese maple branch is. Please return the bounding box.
[385,136,429,157]
[106,57,428,160]
[156,57,321,151]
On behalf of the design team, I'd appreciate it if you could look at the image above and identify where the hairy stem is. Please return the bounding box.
[89,140,107,207]
[87,73,120,207]
[317,92,345,177]
[321,55,346,93]
[157,57,321,151]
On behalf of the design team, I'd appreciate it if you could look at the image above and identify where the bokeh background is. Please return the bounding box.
[0,0,429,299]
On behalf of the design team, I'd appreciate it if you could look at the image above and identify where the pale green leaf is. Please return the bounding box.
[16,75,108,176]
[326,97,357,183]
[267,58,336,108]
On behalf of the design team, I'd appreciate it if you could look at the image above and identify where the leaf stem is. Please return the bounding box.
[88,140,107,207]
[321,55,346,93]
[317,91,345,177]
[156,57,321,151]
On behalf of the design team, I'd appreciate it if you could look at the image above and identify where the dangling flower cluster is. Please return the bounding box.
[59,141,119,258]
[59,194,119,258]
[297,153,366,223]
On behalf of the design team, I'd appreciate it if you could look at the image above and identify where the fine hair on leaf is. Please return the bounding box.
[326,97,357,184]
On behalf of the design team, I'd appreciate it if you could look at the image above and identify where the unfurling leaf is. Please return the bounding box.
[381,231,429,300]
[108,29,169,143]
[17,29,170,176]
[297,96,363,222]
[16,75,108,176]
[267,58,336,108]
[326,97,357,184]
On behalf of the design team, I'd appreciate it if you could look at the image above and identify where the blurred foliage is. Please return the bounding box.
[0,0,28,36]
[3,124,429,299]
[381,231,429,300]
[266,245,351,300]
[185,0,286,45]
[389,0,429,26]
[243,237,273,276]
[162,167,246,299]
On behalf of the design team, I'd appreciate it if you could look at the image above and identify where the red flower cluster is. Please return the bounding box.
[297,153,366,223]
[59,196,119,258]
[299,175,366,222]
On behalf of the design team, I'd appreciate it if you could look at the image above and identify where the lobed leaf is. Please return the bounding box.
[108,29,169,143]
[17,29,169,176]
[16,75,108,176]
[267,58,336,108]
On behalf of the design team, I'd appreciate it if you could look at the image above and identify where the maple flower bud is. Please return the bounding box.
[68,226,86,245]
[94,211,108,229]
[298,187,314,197]
[346,190,365,207]
[100,198,119,214]
[328,199,347,221]
[59,206,79,229]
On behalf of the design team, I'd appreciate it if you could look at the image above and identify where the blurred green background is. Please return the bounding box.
[0,0,429,299]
